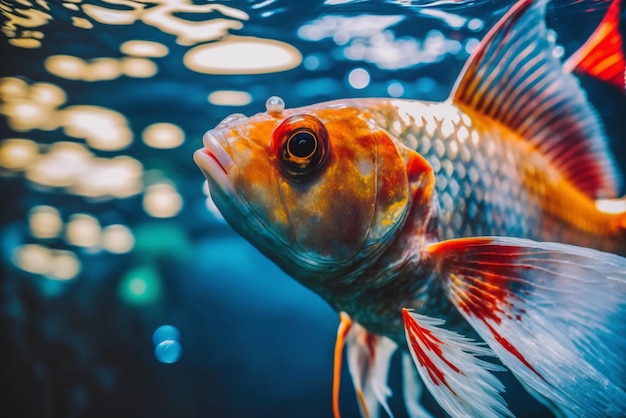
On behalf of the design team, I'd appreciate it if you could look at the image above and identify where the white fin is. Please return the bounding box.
[345,320,397,418]
[402,353,434,418]
[402,309,512,418]
[428,236,626,416]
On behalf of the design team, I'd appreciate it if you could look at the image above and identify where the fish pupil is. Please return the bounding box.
[288,131,317,158]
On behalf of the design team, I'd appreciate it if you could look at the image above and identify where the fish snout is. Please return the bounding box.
[194,129,235,190]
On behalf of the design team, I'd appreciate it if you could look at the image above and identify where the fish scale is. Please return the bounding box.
[368,98,626,254]
[373,100,539,241]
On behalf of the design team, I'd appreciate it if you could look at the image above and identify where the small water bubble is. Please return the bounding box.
[152,324,180,345]
[154,340,182,364]
[265,96,285,115]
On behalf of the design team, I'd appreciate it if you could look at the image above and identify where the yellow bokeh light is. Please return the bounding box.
[2,99,54,131]
[9,38,41,48]
[101,224,135,254]
[45,55,156,81]
[120,57,158,78]
[12,244,81,280]
[84,57,122,81]
[50,250,81,280]
[142,123,185,149]
[60,106,133,151]
[26,141,92,187]
[0,138,39,170]
[120,40,169,58]
[143,183,183,218]
[12,244,52,275]
[71,155,143,199]
[44,55,87,80]
[72,16,93,29]
[0,77,29,100]
[208,90,252,106]
[184,36,302,74]
[65,213,101,248]
[82,3,140,25]
[29,205,63,239]
[29,82,66,106]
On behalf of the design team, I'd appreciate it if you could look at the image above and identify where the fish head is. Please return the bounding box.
[194,100,434,284]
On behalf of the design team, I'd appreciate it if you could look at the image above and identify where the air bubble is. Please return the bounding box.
[154,340,182,364]
[152,325,180,346]
[265,96,285,115]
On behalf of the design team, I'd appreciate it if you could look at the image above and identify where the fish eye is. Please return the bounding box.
[288,130,317,159]
[272,114,328,180]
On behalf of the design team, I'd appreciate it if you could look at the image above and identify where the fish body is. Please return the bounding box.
[195,0,626,416]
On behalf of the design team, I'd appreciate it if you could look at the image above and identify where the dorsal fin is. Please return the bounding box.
[564,0,625,93]
[452,0,621,199]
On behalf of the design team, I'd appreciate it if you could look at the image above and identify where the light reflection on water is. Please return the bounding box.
[0,0,623,417]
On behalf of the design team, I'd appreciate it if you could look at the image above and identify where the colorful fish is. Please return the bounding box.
[194,0,626,416]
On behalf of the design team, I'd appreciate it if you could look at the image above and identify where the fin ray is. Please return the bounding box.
[344,319,397,418]
[428,237,626,417]
[402,309,512,418]
[452,0,621,198]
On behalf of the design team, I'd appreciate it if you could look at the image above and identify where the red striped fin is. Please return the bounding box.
[452,0,621,199]
[564,0,625,92]
[428,236,626,417]
[402,309,512,418]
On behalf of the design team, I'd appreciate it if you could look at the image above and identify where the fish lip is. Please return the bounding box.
[193,129,235,192]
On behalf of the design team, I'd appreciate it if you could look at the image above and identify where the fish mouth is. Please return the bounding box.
[193,129,235,192]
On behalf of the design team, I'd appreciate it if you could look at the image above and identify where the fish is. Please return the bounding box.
[194,0,626,416]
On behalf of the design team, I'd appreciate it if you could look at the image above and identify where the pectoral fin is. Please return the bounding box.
[427,237,626,417]
[333,313,397,418]
[402,309,511,418]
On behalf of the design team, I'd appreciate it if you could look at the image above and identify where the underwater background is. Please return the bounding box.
[1,0,625,417]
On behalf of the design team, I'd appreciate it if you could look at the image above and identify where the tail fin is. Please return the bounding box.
[564,0,625,93]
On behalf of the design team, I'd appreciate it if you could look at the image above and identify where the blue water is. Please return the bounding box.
[0,1,624,417]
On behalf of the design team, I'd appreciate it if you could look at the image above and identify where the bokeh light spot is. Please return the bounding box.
[0,77,29,99]
[143,183,183,218]
[12,244,52,275]
[60,106,133,151]
[119,265,162,305]
[0,138,39,170]
[29,205,63,239]
[71,155,143,199]
[84,58,121,81]
[101,224,135,254]
[72,17,93,29]
[30,82,66,106]
[50,250,81,280]
[387,81,404,97]
[120,40,169,58]
[184,37,302,75]
[120,57,158,78]
[9,38,41,48]
[45,55,87,80]
[207,90,252,106]
[26,141,92,188]
[142,123,185,149]
[65,213,101,248]
[347,68,370,89]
